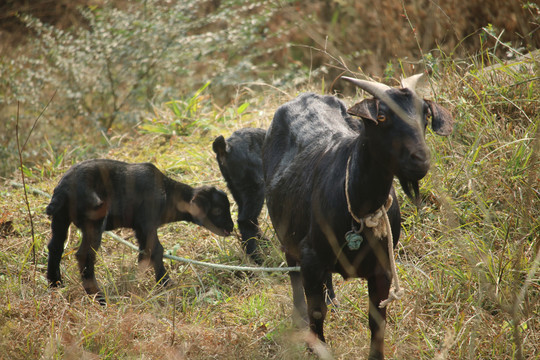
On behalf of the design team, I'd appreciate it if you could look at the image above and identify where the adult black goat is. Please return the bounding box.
[46,159,234,303]
[262,75,453,359]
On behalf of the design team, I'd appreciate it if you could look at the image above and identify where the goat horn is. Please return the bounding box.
[342,76,415,124]
[400,73,425,92]
[341,76,391,100]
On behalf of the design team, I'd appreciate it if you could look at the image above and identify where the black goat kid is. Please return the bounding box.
[46,159,234,303]
[212,128,267,264]
[262,75,453,359]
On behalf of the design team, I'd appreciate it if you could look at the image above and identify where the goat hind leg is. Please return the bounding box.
[324,272,338,307]
[47,213,70,287]
[76,221,105,302]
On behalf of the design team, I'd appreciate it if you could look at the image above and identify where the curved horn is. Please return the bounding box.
[400,73,425,92]
[342,76,414,124]
[341,76,391,100]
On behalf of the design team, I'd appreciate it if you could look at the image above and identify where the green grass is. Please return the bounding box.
[1,51,539,359]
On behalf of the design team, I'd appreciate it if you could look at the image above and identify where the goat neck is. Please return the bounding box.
[344,134,395,218]
[162,177,195,224]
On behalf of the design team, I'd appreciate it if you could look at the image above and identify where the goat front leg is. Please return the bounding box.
[237,184,265,264]
[301,248,328,343]
[286,253,307,328]
[237,218,263,264]
[367,272,391,360]
[136,227,169,285]
[76,221,105,304]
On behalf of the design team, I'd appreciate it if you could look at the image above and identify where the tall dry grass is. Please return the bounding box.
[1,49,539,359]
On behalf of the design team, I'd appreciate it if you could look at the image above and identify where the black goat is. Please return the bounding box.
[46,159,234,303]
[262,75,453,359]
[212,128,267,264]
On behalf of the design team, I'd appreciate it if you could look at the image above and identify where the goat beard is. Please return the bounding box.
[398,177,420,205]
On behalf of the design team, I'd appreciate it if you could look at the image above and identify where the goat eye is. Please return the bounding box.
[425,112,432,127]
[377,114,386,122]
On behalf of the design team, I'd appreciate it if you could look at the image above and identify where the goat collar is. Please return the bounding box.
[344,154,404,308]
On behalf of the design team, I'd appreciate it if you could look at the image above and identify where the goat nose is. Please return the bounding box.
[410,150,430,167]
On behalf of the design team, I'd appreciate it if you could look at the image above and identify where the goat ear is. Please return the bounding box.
[191,188,211,215]
[426,100,454,136]
[212,135,227,157]
[347,99,378,123]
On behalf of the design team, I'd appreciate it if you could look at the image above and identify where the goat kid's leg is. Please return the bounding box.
[47,213,70,287]
[238,218,263,264]
[237,187,265,264]
[75,221,105,303]
[367,273,391,360]
[136,228,169,285]
[286,253,307,328]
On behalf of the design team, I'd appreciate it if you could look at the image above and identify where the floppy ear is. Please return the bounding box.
[212,135,227,157]
[347,99,379,123]
[426,100,454,136]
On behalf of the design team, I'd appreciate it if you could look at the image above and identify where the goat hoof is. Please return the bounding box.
[94,293,107,306]
[368,351,383,360]
[156,273,171,286]
[49,279,63,288]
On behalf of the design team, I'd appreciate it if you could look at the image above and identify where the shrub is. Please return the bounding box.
[0,0,294,177]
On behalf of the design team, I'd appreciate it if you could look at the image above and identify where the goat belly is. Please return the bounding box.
[335,234,391,279]
[310,206,388,279]
[263,94,356,256]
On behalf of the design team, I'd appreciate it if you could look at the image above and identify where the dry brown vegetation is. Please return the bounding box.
[2,0,539,71]
[1,1,539,359]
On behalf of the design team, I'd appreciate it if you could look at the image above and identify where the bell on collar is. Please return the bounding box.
[345,231,363,250]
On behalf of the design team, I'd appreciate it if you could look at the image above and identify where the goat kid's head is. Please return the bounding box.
[187,186,234,237]
[342,74,453,200]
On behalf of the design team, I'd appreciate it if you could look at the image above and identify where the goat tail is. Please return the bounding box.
[46,190,67,216]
